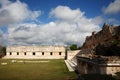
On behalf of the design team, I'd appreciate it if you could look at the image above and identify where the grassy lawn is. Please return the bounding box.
[0,59,77,80]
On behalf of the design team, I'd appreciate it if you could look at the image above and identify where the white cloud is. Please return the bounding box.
[50,6,84,21]
[103,0,120,14]
[91,15,120,26]
[0,0,11,6]
[91,16,103,25]
[0,0,41,26]
[6,6,101,46]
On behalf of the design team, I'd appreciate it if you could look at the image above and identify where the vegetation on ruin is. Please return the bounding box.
[0,59,77,80]
[94,39,120,56]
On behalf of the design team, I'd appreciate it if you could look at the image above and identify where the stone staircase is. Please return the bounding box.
[64,50,80,72]
[64,59,77,72]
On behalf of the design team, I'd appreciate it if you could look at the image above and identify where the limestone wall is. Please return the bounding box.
[77,56,120,75]
[67,50,80,60]
[5,46,66,59]
[100,65,120,75]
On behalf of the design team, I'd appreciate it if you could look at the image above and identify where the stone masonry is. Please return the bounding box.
[5,46,66,59]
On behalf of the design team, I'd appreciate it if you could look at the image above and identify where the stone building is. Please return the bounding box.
[76,23,120,75]
[5,46,66,59]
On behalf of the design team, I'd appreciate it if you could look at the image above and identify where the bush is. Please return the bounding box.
[0,46,6,58]
[70,44,78,50]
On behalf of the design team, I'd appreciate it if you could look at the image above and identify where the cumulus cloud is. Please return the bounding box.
[103,0,120,14]
[50,6,84,21]
[6,6,101,46]
[91,16,103,25]
[92,15,120,26]
[0,0,41,26]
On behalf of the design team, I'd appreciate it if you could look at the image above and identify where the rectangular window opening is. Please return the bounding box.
[17,52,19,55]
[33,52,35,55]
[24,52,26,55]
[10,52,12,55]
[50,52,53,55]
[42,52,44,55]
[59,52,62,55]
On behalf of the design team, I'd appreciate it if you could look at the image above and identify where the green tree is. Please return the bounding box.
[70,44,78,50]
[0,45,6,58]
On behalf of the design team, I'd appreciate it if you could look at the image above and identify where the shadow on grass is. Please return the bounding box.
[69,73,119,80]
[81,74,116,80]
[65,74,116,80]
[114,72,120,80]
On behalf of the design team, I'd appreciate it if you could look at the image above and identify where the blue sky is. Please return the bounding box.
[22,0,118,22]
[0,0,120,46]
[9,0,119,24]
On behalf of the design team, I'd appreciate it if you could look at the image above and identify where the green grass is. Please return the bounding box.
[0,59,77,80]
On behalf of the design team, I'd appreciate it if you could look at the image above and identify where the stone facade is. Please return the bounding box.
[5,46,66,59]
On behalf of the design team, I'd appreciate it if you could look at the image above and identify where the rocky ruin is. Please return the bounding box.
[81,23,120,56]
[76,23,120,75]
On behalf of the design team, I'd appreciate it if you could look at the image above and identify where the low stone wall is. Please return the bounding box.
[77,56,120,75]
[67,50,80,60]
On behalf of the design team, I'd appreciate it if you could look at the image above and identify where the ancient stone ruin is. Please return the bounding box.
[76,23,120,75]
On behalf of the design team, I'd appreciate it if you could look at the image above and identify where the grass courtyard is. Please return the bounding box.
[0,59,77,80]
